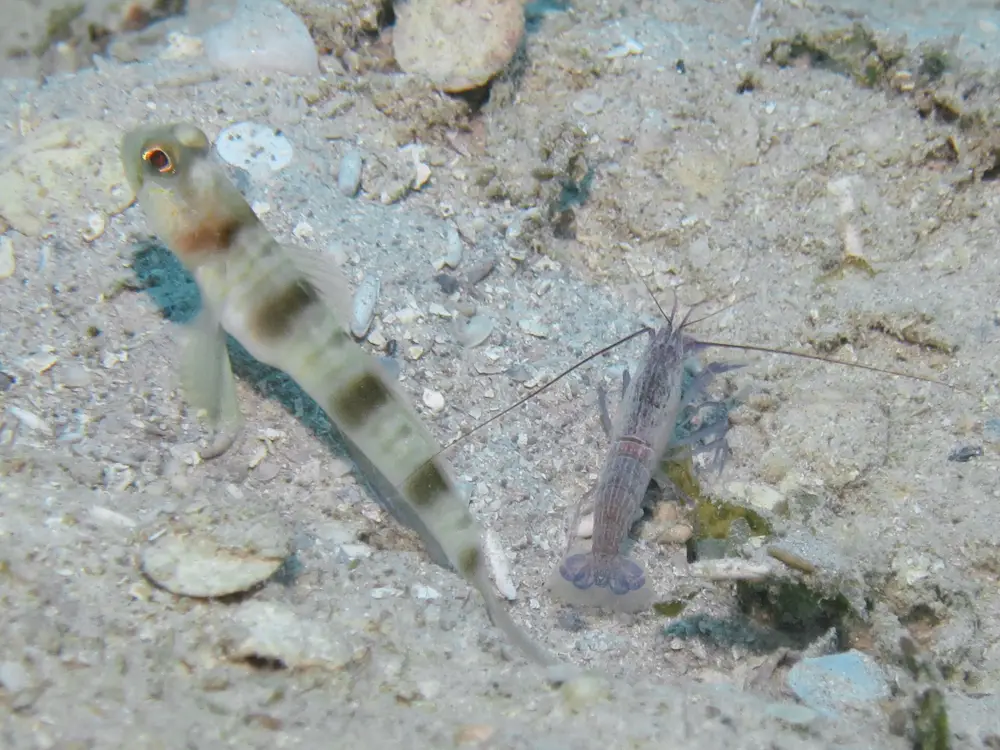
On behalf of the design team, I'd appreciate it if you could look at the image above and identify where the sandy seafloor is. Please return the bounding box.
[2,0,1000,748]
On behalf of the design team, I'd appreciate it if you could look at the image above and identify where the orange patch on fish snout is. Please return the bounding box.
[172,215,243,256]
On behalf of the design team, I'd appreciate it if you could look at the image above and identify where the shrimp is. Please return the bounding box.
[547,301,739,612]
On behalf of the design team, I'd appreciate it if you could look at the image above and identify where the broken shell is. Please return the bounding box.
[81,213,106,242]
[484,528,517,600]
[215,122,293,179]
[422,388,445,413]
[350,273,380,339]
[413,162,431,190]
[576,513,594,538]
[453,314,494,348]
[0,236,14,279]
[141,522,291,598]
[690,559,775,582]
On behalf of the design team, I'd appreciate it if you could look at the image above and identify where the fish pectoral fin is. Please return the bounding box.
[281,243,355,326]
[179,310,244,458]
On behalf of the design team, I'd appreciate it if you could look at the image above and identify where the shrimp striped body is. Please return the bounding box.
[550,313,696,612]
[121,123,552,665]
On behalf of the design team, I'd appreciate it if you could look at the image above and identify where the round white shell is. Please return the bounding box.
[215,122,294,178]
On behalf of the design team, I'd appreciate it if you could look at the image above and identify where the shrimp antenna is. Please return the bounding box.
[411,325,652,471]
[623,259,955,388]
[691,338,957,389]
[623,258,756,330]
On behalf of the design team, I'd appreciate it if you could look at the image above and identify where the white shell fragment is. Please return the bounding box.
[422,388,445,413]
[215,122,293,180]
[484,528,517,600]
[6,406,52,435]
[453,314,494,348]
[690,559,776,582]
[225,600,361,670]
[607,38,644,59]
[141,519,291,598]
[350,273,380,339]
[338,149,363,197]
[442,225,463,269]
[81,213,106,242]
[518,318,549,338]
[0,235,14,279]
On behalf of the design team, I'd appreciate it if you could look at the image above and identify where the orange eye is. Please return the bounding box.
[142,147,174,174]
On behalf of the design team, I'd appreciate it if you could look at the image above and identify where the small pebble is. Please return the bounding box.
[985,418,1000,444]
[350,273,380,339]
[395,308,420,324]
[454,725,496,745]
[411,584,441,600]
[255,460,280,482]
[517,318,548,338]
[453,314,494,348]
[337,543,372,561]
[433,273,460,295]
[465,258,495,285]
[787,650,889,718]
[440,225,463,269]
[337,149,363,197]
[657,524,693,545]
[0,661,32,693]
[948,444,982,462]
[576,513,594,538]
[422,389,445,413]
[59,365,91,389]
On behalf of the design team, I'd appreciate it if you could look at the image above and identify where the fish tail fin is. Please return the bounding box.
[546,545,653,613]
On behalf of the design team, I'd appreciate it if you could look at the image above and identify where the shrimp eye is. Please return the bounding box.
[142,147,174,174]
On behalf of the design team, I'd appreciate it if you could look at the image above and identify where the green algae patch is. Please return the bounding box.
[737,579,853,640]
[695,498,773,540]
[764,23,906,88]
[653,600,688,618]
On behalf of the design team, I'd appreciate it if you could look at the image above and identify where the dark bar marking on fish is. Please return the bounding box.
[174,214,245,256]
[252,279,320,340]
[403,460,451,508]
[330,371,391,429]
[458,546,480,577]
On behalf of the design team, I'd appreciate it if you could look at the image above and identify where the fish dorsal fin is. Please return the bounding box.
[279,242,356,326]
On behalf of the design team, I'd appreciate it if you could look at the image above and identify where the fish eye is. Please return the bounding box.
[142,146,174,174]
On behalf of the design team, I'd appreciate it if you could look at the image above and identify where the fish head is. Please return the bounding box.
[120,123,211,196]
